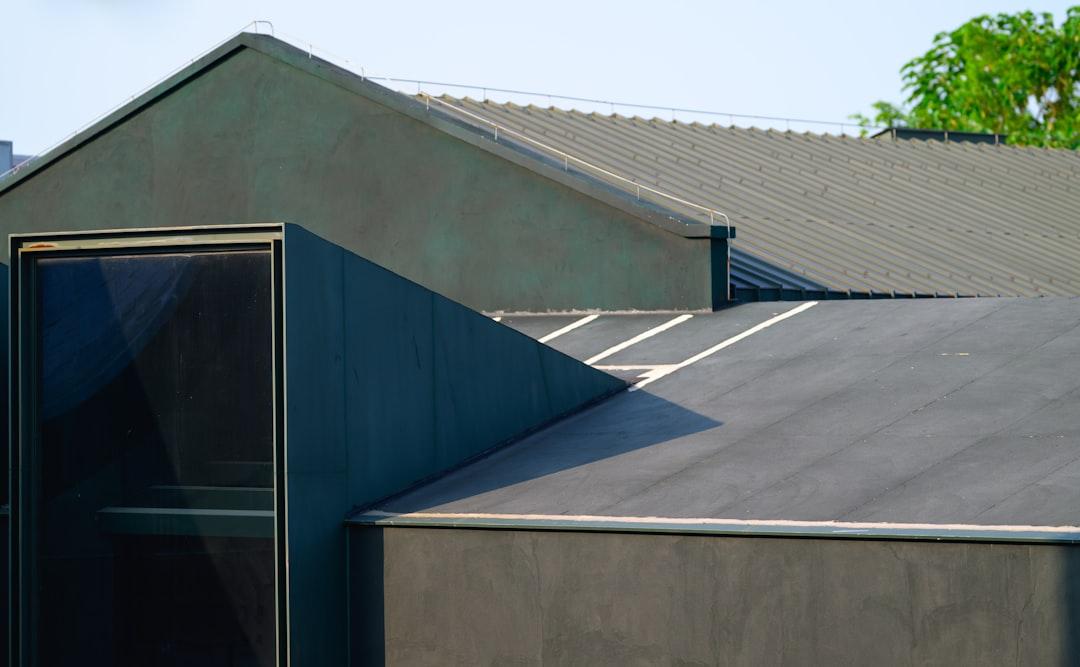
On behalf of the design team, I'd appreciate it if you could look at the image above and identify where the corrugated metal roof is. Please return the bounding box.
[437,97,1080,298]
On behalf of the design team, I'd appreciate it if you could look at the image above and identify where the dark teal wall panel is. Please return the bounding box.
[537,343,621,419]
[282,226,350,665]
[0,263,7,506]
[342,251,437,504]
[282,225,625,663]
[431,297,553,471]
[1,513,7,666]
[283,472,348,664]
[283,226,347,475]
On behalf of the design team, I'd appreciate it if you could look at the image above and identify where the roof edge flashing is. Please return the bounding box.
[348,511,1080,545]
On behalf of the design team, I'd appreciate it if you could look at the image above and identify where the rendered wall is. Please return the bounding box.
[350,526,1080,665]
[0,44,717,313]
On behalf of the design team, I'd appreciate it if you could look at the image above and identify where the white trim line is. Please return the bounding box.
[538,314,599,343]
[632,301,818,390]
[363,510,1080,534]
[593,364,677,372]
[585,314,693,365]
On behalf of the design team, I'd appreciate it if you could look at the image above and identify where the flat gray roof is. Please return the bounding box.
[372,298,1080,531]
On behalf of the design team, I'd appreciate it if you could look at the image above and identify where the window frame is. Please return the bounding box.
[9,226,288,667]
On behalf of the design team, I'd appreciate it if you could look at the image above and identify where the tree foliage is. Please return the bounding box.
[852,8,1080,148]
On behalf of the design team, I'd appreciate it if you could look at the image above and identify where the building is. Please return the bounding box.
[0,142,31,177]
[2,31,1080,665]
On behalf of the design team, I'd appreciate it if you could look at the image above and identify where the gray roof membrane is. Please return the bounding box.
[372,298,1080,533]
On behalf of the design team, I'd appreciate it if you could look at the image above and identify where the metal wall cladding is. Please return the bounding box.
[444,97,1080,298]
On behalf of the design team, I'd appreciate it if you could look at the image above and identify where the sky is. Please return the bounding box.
[2,1,1077,155]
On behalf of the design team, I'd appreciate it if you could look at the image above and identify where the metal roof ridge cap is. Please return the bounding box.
[347,510,1080,544]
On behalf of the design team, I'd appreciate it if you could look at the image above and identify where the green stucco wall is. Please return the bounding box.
[0,45,717,312]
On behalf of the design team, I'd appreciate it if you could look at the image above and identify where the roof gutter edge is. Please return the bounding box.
[347,512,1080,545]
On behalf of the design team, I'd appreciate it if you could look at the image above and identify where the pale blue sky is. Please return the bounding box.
[3,1,1077,154]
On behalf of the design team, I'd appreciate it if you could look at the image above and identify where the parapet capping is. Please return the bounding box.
[348,510,1080,545]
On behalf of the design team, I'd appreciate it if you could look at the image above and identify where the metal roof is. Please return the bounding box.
[369,297,1080,532]
[434,97,1080,298]
[870,127,1006,145]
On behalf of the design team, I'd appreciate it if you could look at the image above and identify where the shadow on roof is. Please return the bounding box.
[377,388,721,513]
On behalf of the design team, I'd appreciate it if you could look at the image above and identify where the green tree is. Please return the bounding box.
[852,8,1080,148]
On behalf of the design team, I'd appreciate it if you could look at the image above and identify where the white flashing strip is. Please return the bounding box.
[585,314,693,365]
[594,364,678,384]
[631,301,818,391]
[538,314,599,344]
[363,510,1080,535]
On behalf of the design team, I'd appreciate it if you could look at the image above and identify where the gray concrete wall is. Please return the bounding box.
[350,526,1080,665]
[0,44,718,313]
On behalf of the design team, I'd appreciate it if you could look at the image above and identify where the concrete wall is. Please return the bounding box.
[0,43,718,313]
[350,526,1080,665]
[283,225,625,664]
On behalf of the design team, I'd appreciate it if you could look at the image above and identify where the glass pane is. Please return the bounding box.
[33,249,276,666]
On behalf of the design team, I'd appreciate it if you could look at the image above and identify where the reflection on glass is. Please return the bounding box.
[34,250,275,666]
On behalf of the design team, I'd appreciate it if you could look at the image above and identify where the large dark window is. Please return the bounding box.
[30,249,276,666]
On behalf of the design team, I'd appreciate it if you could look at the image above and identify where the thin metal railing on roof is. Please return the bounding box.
[421,94,731,229]
[371,76,884,135]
